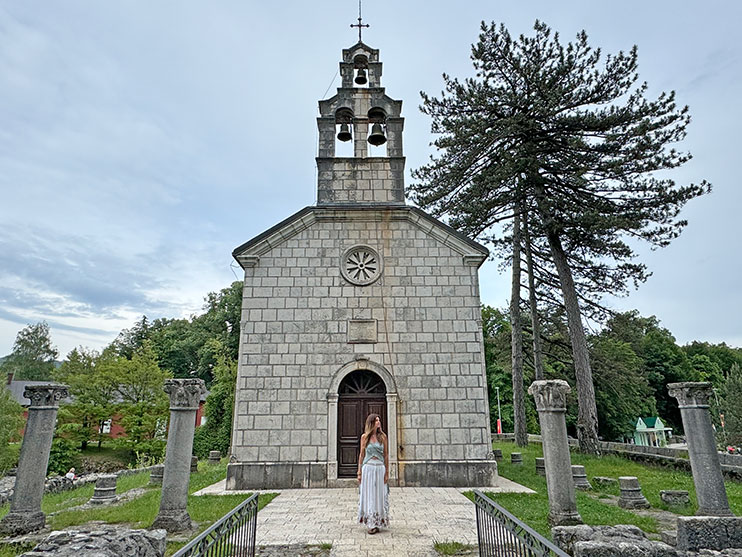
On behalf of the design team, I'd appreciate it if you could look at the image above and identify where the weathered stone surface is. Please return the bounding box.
[618,476,650,509]
[552,524,677,557]
[660,490,690,506]
[676,516,742,551]
[190,455,198,473]
[529,380,582,527]
[510,452,523,465]
[492,449,503,462]
[668,382,732,516]
[208,450,221,464]
[593,476,618,488]
[20,525,166,557]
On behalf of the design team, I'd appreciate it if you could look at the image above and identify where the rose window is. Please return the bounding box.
[341,245,382,286]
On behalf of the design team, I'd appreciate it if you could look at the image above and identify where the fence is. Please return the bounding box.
[173,493,259,557]
[473,490,570,557]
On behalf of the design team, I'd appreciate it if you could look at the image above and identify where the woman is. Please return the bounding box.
[357,413,389,534]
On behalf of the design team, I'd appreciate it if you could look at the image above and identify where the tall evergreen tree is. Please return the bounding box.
[410,21,709,453]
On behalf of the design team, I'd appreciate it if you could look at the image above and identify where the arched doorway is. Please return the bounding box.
[337,369,387,478]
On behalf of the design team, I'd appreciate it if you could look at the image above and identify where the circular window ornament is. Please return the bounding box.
[341,245,382,286]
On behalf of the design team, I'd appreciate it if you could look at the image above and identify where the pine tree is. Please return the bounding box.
[410,21,709,453]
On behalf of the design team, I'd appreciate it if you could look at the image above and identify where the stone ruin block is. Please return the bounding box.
[660,489,690,506]
[676,516,742,552]
[592,476,618,488]
[535,457,545,476]
[510,452,523,465]
[208,450,221,464]
[551,524,677,557]
[618,476,650,509]
[89,474,118,505]
[572,465,592,490]
[20,525,166,557]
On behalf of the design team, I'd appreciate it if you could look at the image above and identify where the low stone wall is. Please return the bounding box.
[0,466,158,507]
[20,526,166,557]
[491,433,742,478]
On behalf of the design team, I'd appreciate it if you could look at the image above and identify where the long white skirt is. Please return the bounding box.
[357,459,389,529]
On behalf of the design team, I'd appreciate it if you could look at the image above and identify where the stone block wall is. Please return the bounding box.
[317,157,405,204]
[230,207,492,479]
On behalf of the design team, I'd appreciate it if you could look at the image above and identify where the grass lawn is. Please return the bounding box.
[1,460,277,557]
[490,441,742,537]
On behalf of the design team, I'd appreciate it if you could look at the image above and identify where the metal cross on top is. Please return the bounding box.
[350,0,370,41]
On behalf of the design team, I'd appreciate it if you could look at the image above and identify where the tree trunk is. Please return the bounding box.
[532,180,600,454]
[523,213,545,381]
[510,204,528,447]
[544,228,600,454]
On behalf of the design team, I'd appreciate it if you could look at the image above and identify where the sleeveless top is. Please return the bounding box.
[362,440,384,466]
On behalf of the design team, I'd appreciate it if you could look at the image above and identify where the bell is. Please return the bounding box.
[337,123,352,142]
[355,68,367,85]
[367,122,387,146]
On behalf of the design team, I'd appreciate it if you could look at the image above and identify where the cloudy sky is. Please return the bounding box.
[1,1,740,358]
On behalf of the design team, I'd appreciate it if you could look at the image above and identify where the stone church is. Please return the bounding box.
[227,40,498,489]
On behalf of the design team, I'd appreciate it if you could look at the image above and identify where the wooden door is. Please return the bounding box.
[337,370,387,478]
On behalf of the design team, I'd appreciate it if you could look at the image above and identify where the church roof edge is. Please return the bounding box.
[232,205,488,268]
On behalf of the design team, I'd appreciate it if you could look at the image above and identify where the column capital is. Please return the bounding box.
[164,379,206,410]
[667,382,712,409]
[23,385,69,409]
[528,380,570,412]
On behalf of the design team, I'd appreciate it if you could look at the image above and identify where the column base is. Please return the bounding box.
[696,507,734,517]
[0,511,46,535]
[152,510,193,532]
[548,510,583,527]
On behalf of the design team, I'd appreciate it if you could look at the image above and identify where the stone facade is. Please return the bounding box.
[227,41,496,489]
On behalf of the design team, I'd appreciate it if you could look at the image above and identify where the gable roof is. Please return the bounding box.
[7,380,62,406]
[232,204,489,269]
[643,417,659,428]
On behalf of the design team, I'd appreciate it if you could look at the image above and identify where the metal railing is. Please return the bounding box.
[173,493,259,557]
[473,490,570,557]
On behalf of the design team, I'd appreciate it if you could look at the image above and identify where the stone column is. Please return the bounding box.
[528,380,582,526]
[153,379,206,532]
[0,384,69,535]
[326,393,339,481]
[668,382,732,516]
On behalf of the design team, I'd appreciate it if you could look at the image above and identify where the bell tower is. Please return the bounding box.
[316,42,405,205]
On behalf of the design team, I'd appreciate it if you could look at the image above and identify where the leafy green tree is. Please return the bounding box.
[100,342,171,457]
[0,322,59,380]
[589,336,656,441]
[193,340,237,458]
[410,20,709,453]
[721,363,742,446]
[0,384,24,473]
[54,347,116,449]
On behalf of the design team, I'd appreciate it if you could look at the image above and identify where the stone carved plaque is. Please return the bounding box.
[348,319,378,344]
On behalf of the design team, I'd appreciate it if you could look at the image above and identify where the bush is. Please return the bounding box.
[47,438,80,476]
[0,442,21,475]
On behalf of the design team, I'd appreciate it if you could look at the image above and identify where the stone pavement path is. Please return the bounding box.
[196,478,533,557]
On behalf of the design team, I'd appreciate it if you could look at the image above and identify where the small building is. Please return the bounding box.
[634,416,672,447]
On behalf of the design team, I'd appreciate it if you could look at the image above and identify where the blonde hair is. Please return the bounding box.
[361,413,386,446]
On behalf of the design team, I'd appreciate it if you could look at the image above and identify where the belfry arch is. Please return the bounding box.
[327,359,398,484]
